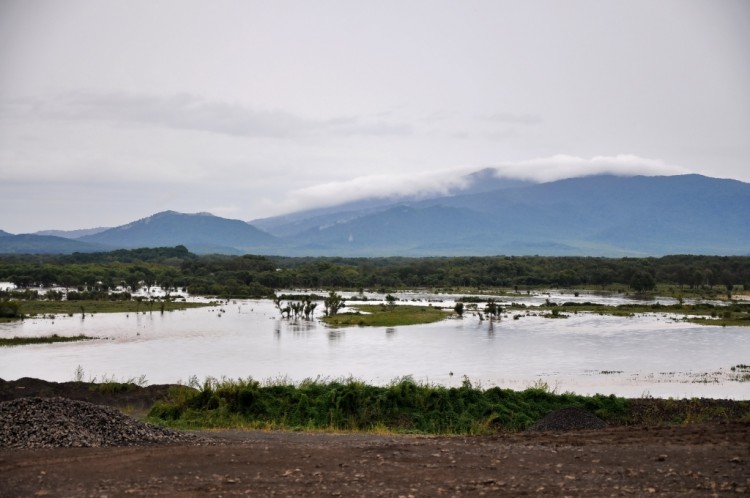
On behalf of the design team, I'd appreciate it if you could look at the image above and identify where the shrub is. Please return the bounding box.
[147,376,631,434]
[0,300,22,318]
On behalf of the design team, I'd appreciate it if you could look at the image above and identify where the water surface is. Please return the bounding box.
[1,295,748,399]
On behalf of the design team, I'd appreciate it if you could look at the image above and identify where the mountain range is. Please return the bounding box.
[2,174,749,257]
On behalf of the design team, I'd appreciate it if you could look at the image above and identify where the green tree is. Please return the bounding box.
[303,298,318,320]
[324,291,345,317]
[385,294,397,311]
[454,302,464,318]
[0,300,22,318]
[630,271,656,292]
[484,298,502,319]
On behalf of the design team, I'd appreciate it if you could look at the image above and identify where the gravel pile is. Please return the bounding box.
[0,397,201,449]
[526,407,607,432]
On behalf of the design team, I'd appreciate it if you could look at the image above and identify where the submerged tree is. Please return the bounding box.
[484,298,502,320]
[324,291,345,317]
[385,294,397,311]
[303,298,317,320]
[454,301,464,318]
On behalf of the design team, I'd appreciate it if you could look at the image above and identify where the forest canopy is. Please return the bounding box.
[1,247,748,299]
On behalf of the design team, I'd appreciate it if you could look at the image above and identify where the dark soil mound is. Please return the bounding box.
[0,397,201,448]
[526,407,607,432]
[0,377,178,411]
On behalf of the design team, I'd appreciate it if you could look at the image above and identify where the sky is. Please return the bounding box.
[1,0,748,233]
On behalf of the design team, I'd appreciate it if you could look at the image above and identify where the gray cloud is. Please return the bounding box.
[9,91,412,139]
[482,112,542,126]
[324,115,413,137]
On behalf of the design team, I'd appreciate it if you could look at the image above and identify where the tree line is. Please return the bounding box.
[1,246,749,299]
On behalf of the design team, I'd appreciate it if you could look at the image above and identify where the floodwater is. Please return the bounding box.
[1,291,748,399]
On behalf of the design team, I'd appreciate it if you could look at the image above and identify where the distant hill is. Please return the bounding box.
[0,234,110,254]
[0,230,12,237]
[5,174,750,257]
[35,227,111,239]
[410,174,750,255]
[271,174,750,256]
[78,211,280,255]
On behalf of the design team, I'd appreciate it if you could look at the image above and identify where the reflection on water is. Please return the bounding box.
[0,296,748,399]
[327,330,344,342]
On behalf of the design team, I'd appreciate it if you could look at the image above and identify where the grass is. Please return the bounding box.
[729,364,750,382]
[90,376,149,394]
[684,315,750,327]
[508,301,750,326]
[8,299,212,318]
[146,376,750,434]
[627,397,750,425]
[0,334,97,347]
[147,376,630,434]
[322,304,450,327]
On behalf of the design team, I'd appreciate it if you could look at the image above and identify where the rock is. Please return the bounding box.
[0,397,201,448]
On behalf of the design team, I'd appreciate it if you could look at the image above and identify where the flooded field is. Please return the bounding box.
[1,291,748,399]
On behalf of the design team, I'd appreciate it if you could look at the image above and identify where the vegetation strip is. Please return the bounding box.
[2,247,749,325]
[147,377,750,434]
[147,377,629,433]
[0,334,96,347]
[501,301,750,326]
[1,300,211,321]
[1,247,749,300]
[322,304,449,327]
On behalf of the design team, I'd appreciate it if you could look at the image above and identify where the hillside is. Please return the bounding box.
[34,227,111,239]
[78,211,280,255]
[0,234,109,254]
[275,174,750,256]
[3,174,749,256]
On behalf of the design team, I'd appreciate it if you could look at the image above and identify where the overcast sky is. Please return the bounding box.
[1,0,748,233]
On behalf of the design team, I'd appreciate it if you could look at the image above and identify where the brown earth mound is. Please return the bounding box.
[0,377,177,413]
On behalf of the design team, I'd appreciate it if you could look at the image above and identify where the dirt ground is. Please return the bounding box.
[1,422,747,497]
[1,378,748,496]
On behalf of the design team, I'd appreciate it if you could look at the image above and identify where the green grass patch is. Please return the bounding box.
[321,304,450,327]
[510,301,750,326]
[684,314,750,327]
[0,334,97,347]
[147,376,630,434]
[13,299,211,318]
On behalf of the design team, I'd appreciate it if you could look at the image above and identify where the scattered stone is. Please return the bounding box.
[0,397,201,448]
[526,407,607,432]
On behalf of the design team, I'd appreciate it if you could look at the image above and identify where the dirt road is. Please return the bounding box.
[2,422,748,497]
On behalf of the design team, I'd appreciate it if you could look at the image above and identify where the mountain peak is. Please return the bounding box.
[78,211,276,254]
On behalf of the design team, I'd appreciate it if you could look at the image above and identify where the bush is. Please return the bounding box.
[0,300,22,318]
[147,377,631,434]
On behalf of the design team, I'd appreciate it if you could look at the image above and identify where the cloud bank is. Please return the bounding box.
[267,154,689,215]
[489,155,690,183]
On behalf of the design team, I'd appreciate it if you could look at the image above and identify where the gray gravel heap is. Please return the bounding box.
[526,407,607,432]
[0,397,200,448]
